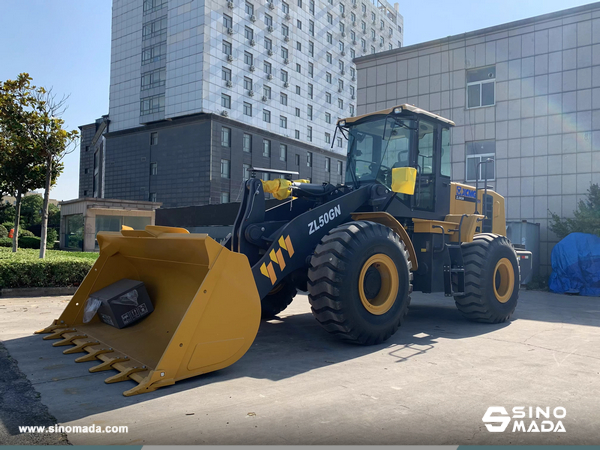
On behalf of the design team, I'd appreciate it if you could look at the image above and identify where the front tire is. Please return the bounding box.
[261,282,297,318]
[454,233,520,323]
[307,221,412,345]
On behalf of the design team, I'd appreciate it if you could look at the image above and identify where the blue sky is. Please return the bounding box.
[0,0,594,200]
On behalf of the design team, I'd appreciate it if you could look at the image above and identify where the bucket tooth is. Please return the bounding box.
[52,333,88,347]
[43,328,76,340]
[89,355,130,373]
[63,340,99,355]
[104,365,148,384]
[35,321,69,334]
[74,346,113,363]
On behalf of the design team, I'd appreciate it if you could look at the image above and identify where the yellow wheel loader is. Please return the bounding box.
[36,105,532,396]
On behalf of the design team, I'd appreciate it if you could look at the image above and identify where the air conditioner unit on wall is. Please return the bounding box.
[226,80,233,87]
[250,39,256,46]
[227,54,234,62]
[248,90,255,96]
[283,81,289,87]
[227,27,234,35]
[249,65,255,71]
[222,110,229,116]
[262,95,268,101]
[250,14,256,22]
[267,49,273,56]
[227,1,234,9]
[268,25,274,32]
[268,1,275,9]
[267,73,273,80]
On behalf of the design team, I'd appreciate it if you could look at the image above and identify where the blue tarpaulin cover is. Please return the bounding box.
[549,232,600,296]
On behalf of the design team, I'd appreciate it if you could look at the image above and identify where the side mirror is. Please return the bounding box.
[391,167,417,195]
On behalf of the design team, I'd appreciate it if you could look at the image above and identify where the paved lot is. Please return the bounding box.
[0,290,599,445]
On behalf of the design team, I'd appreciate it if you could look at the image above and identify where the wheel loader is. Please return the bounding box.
[36,104,532,396]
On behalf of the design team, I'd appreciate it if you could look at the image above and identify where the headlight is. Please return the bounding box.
[339,120,346,126]
[393,107,402,114]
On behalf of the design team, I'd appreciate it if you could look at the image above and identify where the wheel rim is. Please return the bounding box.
[493,258,514,303]
[358,254,399,315]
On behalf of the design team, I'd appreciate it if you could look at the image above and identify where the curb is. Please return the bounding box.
[0,287,78,298]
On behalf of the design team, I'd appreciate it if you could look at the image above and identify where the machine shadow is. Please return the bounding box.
[3,294,512,425]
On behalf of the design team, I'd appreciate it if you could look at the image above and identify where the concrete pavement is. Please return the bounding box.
[0,290,599,445]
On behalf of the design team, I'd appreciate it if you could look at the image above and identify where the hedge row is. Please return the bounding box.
[0,248,97,289]
[0,231,58,249]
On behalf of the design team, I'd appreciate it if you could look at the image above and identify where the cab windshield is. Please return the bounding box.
[345,116,415,189]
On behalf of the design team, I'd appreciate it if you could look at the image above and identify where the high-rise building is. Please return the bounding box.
[80,0,404,207]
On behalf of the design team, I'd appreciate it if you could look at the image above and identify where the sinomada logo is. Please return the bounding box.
[482,406,567,433]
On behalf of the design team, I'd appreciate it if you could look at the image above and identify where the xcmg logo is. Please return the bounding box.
[482,406,567,433]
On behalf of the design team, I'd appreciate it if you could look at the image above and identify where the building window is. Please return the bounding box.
[295,107,300,117]
[295,130,300,139]
[325,157,331,172]
[281,46,288,59]
[308,63,314,77]
[350,48,356,59]
[280,144,287,161]
[222,67,232,82]
[325,112,331,124]
[351,12,356,23]
[327,13,333,24]
[327,33,333,44]
[142,17,167,38]
[244,51,254,66]
[309,0,315,14]
[371,45,375,54]
[338,98,343,109]
[244,76,253,91]
[149,192,157,202]
[296,63,301,73]
[308,83,313,99]
[308,41,314,56]
[264,85,272,99]
[150,132,158,145]
[325,132,331,144]
[339,23,344,34]
[245,26,254,41]
[296,41,302,51]
[221,93,231,109]
[221,127,231,147]
[338,79,344,91]
[467,66,496,108]
[84,168,89,174]
[466,141,496,182]
[141,68,166,90]
[307,151,313,167]
[265,37,272,51]
[297,19,302,29]
[282,1,289,13]
[263,109,271,123]
[307,126,312,142]
[223,40,232,56]
[243,102,253,116]
[307,104,313,120]
[326,72,332,83]
[221,192,230,203]
[245,1,254,15]
[281,70,288,83]
[140,94,165,115]
[326,52,332,64]
[337,160,343,175]
[309,20,314,36]
[143,0,167,13]
[337,137,343,148]
[361,21,366,32]
[282,24,289,37]
[280,92,288,105]
[221,159,231,178]
[263,139,271,157]
[339,41,344,53]
[223,14,232,28]
[280,115,287,128]
[243,133,252,152]
[264,61,272,74]
[265,13,273,27]
[243,163,251,179]
[326,92,331,104]
[350,104,355,116]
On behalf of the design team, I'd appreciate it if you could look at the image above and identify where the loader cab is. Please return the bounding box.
[339,104,454,220]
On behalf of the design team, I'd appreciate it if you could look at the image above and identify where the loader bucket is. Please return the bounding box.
[35,226,261,396]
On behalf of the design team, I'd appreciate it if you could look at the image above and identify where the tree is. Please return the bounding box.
[0,201,15,225]
[20,194,43,229]
[32,89,78,258]
[0,74,48,252]
[549,183,600,240]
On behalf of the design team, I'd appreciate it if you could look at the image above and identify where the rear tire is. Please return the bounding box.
[261,282,297,318]
[454,233,520,323]
[307,221,412,345]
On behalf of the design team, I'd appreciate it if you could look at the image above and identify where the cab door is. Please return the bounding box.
[412,119,436,211]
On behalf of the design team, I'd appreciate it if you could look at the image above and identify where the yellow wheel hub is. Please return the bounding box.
[493,258,514,303]
[358,254,399,315]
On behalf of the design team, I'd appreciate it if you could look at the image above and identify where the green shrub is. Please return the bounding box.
[0,238,11,247]
[46,229,58,248]
[19,229,35,237]
[18,236,41,249]
[1,222,14,231]
[0,225,7,239]
[0,248,98,289]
